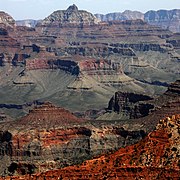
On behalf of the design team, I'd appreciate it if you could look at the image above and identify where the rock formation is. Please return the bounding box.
[0,5,179,179]
[16,9,180,33]
[97,80,180,124]
[0,11,15,28]
[4,114,179,179]
[39,4,99,27]
[107,92,154,119]
[0,5,179,118]
[18,102,84,126]
[145,9,180,33]
[0,80,179,177]
[0,102,149,177]
[95,9,180,33]
[0,28,21,66]
[95,10,144,22]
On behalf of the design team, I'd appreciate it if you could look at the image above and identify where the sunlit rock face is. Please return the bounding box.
[0,11,15,28]
[39,4,100,27]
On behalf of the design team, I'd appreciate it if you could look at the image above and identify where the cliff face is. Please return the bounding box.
[16,9,180,33]
[107,92,154,119]
[145,9,180,33]
[97,80,180,125]
[95,9,180,33]
[95,10,144,21]
[0,28,22,65]
[5,114,179,179]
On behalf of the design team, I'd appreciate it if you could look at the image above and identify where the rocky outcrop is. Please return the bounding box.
[122,10,144,21]
[39,4,99,27]
[0,11,15,28]
[6,114,179,179]
[0,13,38,66]
[0,28,20,49]
[97,80,180,124]
[36,7,172,45]
[165,79,180,96]
[107,92,154,119]
[15,9,180,33]
[145,9,180,33]
[0,103,86,176]
[0,7,179,119]
[0,123,147,177]
[154,80,180,107]
[25,47,56,70]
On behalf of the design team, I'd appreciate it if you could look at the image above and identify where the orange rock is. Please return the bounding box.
[2,115,179,179]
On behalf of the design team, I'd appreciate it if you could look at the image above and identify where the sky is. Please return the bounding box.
[0,0,180,20]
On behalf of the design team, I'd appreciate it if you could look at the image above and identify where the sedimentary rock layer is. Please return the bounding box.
[4,114,179,179]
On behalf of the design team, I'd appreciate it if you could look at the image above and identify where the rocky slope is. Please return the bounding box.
[0,28,22,66]
[4,114,179,179]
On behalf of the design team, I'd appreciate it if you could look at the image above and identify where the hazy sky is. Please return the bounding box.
[0,0,180,20]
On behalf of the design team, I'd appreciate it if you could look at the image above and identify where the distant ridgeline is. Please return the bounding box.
[15,7,180,33]
[95,9,180,33]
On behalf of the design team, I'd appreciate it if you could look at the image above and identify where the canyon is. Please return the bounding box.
[0,80,179,177]
[0,5,179,118]
[95,9,180,33]
[1,113,179,179]
[0,4,179,179]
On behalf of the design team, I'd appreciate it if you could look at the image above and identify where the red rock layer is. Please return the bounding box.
[3,115,179,179]
[0,103,90,176]
[0,28,20,52]
[17,102,84,127]
[25,48,56,70]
